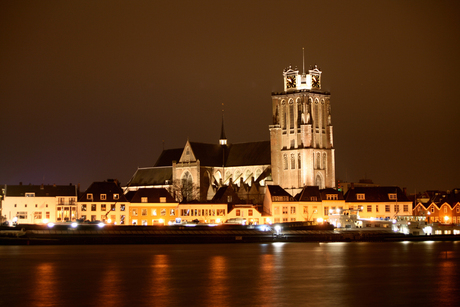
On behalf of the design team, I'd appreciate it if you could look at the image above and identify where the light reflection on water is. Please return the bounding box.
[0,242,459,307]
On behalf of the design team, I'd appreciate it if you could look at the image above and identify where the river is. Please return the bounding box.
[0,241,459,306]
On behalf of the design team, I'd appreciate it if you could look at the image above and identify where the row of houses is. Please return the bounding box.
[2,180,434,226]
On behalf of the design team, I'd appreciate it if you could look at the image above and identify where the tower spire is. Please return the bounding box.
[302,47,305,75]
[219,103,227,146]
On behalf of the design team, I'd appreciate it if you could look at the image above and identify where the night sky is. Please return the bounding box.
[1,0,459,193]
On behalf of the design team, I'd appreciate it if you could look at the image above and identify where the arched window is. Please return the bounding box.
[283,154,288,170]
[322,153,327,169]
[282,102,286,130]
[297,99,302,127]
[289,100,294,130]
[316,153,321,169]
[291,154,295,169]
[298,154,301,169]
[316,174,324,189]
[314,99,319,128]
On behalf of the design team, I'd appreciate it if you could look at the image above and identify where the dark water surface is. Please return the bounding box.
[0,241,459,307]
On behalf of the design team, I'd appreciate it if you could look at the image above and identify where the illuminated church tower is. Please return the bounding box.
[269,64,335,194]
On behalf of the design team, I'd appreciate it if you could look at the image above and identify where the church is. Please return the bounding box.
[125,62,336,202]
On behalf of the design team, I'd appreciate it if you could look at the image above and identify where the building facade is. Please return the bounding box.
[270,65,335,195]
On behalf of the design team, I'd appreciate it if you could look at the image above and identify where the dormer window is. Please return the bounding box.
[310,196,317,201]
[101,194,107,200]
[25,193,35,197]
[160,197,166,203]
[388,193,397,200]
[87,193,93,200]
[326,194,338,200]
[357,194,365,200]
[141,197,148,203]
[113,194,119,200]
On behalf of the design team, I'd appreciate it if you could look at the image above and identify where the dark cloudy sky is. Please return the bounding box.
[1,0,459,193]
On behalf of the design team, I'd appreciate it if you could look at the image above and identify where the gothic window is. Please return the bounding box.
[322,153,327,169]
[315,174,324,189]
[316,153,321,169]
[289,100,294,130]
[282,102,286,130]
[298,154,301,169]
[283,154,288,170]
[314,99,319,128]
[291,154,295,169]
[297,100,302,127]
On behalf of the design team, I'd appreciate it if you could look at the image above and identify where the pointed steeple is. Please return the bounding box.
[219,105,227,146]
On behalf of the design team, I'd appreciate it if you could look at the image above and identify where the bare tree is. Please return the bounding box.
[168,179,199,203]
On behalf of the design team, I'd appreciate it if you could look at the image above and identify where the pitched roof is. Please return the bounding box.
[5,184,78,197]
[344,186,410,202]
[267,185,293,198]
[127,188,176,203]
[126,167,172,187]
[153,140,271,168]
[296,186,322,201]
[79,181,127,202]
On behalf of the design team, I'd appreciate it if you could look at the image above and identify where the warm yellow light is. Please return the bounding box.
[43,219,49,224]
[317,217,323,224]
[444,216,449,222]
[159,219,164,224]
[216,218,221,223]
[107,219,112,223]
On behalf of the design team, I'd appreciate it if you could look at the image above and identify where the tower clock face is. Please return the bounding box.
[286,75,296,89]
[312,75,320,88]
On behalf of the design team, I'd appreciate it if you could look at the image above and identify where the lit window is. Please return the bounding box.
[111,204,116,211]
[161,209,166,216]
[367,205,372,212]
[87,194,93,200]
[141,209,147,216]
[91,204,96,211]
[120,204,125,211]
[282,207,288,214]
[274,207,279,215]
[404,205,409,212]
[170,209,175,216]
[132,209,138,216]
[101,204,106,211]
[152,209,157,216]
[25,193,35,197]
[327,194,338,200]
[141,197,148,203]
[388,193,397,200]
[357,194,365,200]
[113,194,119,200]
[236,210,241,216]
[290,206,296,214]
[160,197,166,203]
[248,209,253,216]
[81,204,87,211]
[17,212,27,219]
[34,212,42,219]
[101,194,107,200]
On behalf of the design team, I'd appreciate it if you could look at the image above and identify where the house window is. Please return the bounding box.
[404,205,409,212]
[248,209,253,216]
[388,193,397,200]
[25,204,27,208]
[132,209,138,216]
[160,197,166,203]
[274,218,280,223]
[113,194,119,200]
[444,207,447,213]
[35,204,38,208]
[120,204,125,211]
[81,215,86,221]
[282,207,288,214]
[227,196,232,203]
[120,215,125,224]
[324,206,329,215]
[274,207,279,215]
[81,204,87,211]
[310,196,317,201]
[376,205,379,212]
[152,209,157,216]
[290,206,296,214]
[236,210,241,216]
[101,194,107,200]
[170,209,175,216]
[91,204,96,211]
[326,194,338,200]
[101,204,106,211]
[357,194,365,200]
[395,205,399,213]
[34,212,42,219]
[303,206,308,214]
[161,209,166,216]
[91,215,96,222]
[14,204,17,208]
[283,218,288,222]
[87,194,93,200]
[111,204,116,211]
[25,193,35,197]
[457,207,460,213]
[46,212,50,219]
[385,205,390,213]
[431,207,435,213]
[141,197,148,203]
[141,209,147,216]
[291,218,296,222]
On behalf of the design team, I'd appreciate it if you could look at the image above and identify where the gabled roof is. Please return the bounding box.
[320,188,344,200]
[126,167,172,187]
[344,186,410,202]
[296,186,322,201]
[5,184,78,197]
[79,181,127,202]
[153,140,271,168]
[154,148,183,167]
[267,185,293,200]
[127,188,176,203]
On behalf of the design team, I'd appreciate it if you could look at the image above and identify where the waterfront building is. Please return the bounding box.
[344,186,413,219]
[1,184,78,224]
[77,180,129,224]
[413,188,460,224]
[125,187,178,225]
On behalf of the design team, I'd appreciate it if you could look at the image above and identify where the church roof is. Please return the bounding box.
[126,167,172,187]
[154,140,271,168]
[154,149,183,167]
